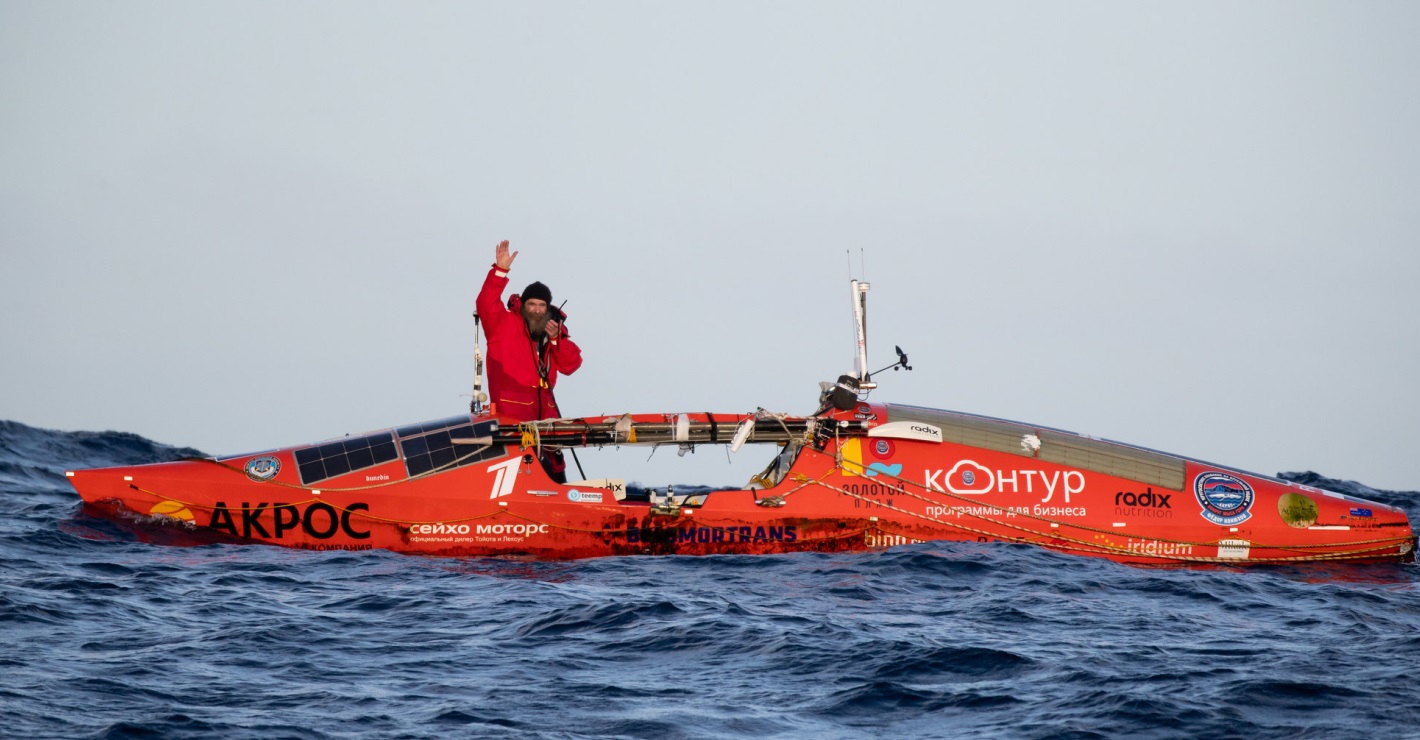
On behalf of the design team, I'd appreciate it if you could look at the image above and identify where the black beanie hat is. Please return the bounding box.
[521,281,553,305]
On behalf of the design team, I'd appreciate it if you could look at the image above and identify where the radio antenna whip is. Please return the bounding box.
[470,312,488,414]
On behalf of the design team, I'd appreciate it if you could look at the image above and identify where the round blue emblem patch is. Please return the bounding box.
[244,456,281,482]
[1194,471,1254,526]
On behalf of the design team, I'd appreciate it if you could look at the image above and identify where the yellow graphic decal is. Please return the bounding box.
[149,500,195,522]
[841,438,867,477]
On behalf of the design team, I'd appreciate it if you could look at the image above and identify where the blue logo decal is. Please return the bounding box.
[864,462,903,478]
[1194,471,1254,526]
[1349,507,1373,518]
[244,456,281,482]
[962,470,975,486]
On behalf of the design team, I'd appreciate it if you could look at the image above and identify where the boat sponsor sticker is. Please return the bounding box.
[1216,538,1251,559]
[925,460,1085,503]
[839,477,906,510]
[926,503,1087,519]
[865,532,923,548]
[408,521,550,544]
[567,478,626,498]
[568,489,604,504]
[208,500,369,540]
[487,457,521,499]
[866,422,943,443]
[1114,488,1173,519]
[148,500,195,522]
[841,438,903,478]
[626,524,797,545]
[1277,493,1318,528]
[244,456,281,482]
[1194,472,1254,526]
[1125,538,1193,557]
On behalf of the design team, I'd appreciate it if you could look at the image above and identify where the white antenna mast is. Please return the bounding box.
[851,279,875,390]
[824,249,910,412]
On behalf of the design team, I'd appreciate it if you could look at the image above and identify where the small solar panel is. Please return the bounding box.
[294,431,399,486]
[399,418,500,478]
[293,418,501,486]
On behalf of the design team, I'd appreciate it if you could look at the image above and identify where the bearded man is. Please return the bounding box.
[477,240,584,426]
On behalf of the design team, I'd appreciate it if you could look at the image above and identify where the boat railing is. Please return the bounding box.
[461,415,870,450]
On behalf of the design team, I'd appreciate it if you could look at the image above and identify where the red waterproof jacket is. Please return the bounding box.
[476,264,583,421]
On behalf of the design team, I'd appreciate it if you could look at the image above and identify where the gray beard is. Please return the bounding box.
[524,312,548,337]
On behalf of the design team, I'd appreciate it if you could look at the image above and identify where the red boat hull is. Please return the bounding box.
[67,404,1416,566]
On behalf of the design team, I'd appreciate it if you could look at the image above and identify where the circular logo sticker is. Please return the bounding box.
[244,456,281,482]
[1194,471,1254,526]
[872,439,895,458]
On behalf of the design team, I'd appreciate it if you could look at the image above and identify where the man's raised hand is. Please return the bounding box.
[495,240,518,271]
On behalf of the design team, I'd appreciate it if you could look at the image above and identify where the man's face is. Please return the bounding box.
[523,299,548,333]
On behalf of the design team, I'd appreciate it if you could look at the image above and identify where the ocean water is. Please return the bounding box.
[3,419,1420,739]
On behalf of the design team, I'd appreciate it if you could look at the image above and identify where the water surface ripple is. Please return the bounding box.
[3,420,1419,738]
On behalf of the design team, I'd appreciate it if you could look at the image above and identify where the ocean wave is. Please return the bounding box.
[3,420,1419,738]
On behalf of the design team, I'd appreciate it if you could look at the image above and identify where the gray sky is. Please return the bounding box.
[3,2,1417,490]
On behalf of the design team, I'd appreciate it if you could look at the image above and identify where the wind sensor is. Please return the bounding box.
[823,279,911,412]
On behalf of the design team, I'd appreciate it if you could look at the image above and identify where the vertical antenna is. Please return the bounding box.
[851,279,875,388]
[859,249,868,380]
[846,250,856,366]
[471,313,487,414]
[846,250,855,362]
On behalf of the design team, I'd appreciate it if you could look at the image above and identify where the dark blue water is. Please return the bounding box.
[4,419,1420,739]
